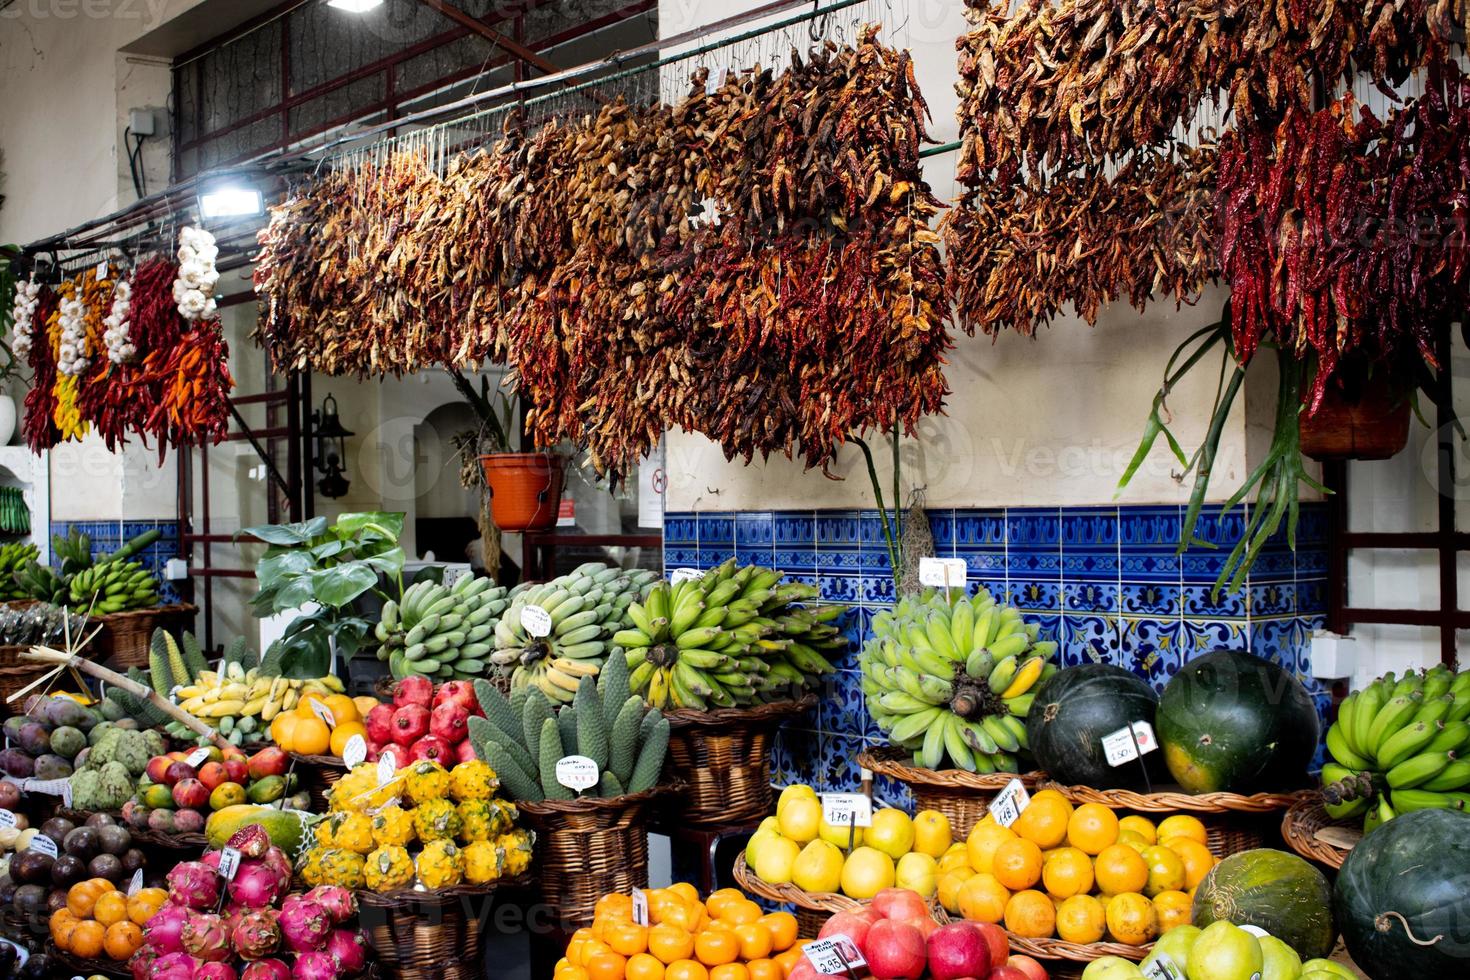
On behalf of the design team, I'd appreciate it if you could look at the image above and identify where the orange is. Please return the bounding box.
[1163,836,1216,889]
[559,969,591,980]
[937,867,975,912]
[576,941,614,969]
[295,692,330,719]
[1054,895,1106,944]
[1066,804,1120,855]
[103,921,144,961]
[1140,846,1186,897]
[127,891,166,926]
[1104,892,1158,945]
[648,924,695,965]
[990,838,1043,891]
[270,712,300,748]
[747,960,782,980]
[1152,890,1193,932]
[627,953,666,980]
[93,891,128,927]
[667,883,700,906]
[710,966,749,980]
[1011,791,1072,848]
[1003,890,1056,939]
[704,889,745,920]
[323,694,360,726]
[597,894,635,922]
[1093,844,1149,896]
[772,949,803,979]
[965,821,1017,875]
[758,912,797,952]
[719,901,763,926]
[1118,815,1157,845]
[733,923,773,961]
[1040,847,1094,900]
[586,950,628,980]
[1156,815,1207,846]
[606,922,650,957]
[330,722,366,757]
[352,695,380,719]
[693,929,739,967]
[68,919,106,959]
[289,716,331,756]
[66,879,111,919]
[665,960,710,980]
[661,901,704,934]
[956,873,1010,924]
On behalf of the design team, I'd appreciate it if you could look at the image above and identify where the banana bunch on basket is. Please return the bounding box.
[860,588,1057,774]
[67,557,160,613]
[613,559,845,711]
[491,563,658,702]
[1322,664,1470,830]
[375,573,509,681]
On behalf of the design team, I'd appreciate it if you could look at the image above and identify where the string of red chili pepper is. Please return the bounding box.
[22,288,60,453]
[131,320,234,460]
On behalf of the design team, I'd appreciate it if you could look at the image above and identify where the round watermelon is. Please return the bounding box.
[1156,649,1319,794]
[1335,808,1470,978]
[1194,848,1336,959]
[1026,663,1162,789]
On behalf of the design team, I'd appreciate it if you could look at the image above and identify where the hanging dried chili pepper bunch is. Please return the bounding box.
[22,287,59,453]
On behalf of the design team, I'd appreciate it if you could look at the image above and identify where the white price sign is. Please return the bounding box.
[521,604,553,638]
[310,699,337,728]
[631,889,649,927]
[989,778,1030,828]
[670,568,703,585]
[918,557,968,589]
[186,748,212,768]
[23,779,71,807]
[1102,721,1159,767]
[802,935,867,976]
[218,847,242,881]
[378,751,399,784]
[127,869,144,897]
[342,735,367,768]
[555,755,600,792]
[821,793,872,829]
[1142,955,1185,980]
[27,834,57,858]
[0,810,15,829]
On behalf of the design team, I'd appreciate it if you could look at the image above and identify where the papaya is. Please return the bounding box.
[204,805,311,858]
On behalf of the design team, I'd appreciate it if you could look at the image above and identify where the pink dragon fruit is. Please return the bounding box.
[152,952,203,980]
[241,960,293,980]
[228,858,291,908]
[222,903,248,937]
[231,908,282,961]
[197,963,240,980]
[168,861,221,910]
[278,896,332,952]
[260,846,294,886]
[201,850,223,871]
[143,902,194,954]
[324,930,368,977]
[226,823,272,858]
[181,910,232,963]
[128,944,158,980]
[292,951,342,980]
[304,886,357,925]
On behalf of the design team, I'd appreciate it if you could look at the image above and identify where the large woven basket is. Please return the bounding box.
[662,697,816,827]
[1038,780,1308,858]
[291,751,348,811]
[45,943,132,979]
[0,642,45,717]
[858,747,1043,838]
[358,883,510,980]
[517,785,672,930]
[1281,795,1359,870]
[733,852,862,937]
[87,603,197,669]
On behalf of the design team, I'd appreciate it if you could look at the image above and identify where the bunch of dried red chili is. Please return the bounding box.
[22,289,60,454]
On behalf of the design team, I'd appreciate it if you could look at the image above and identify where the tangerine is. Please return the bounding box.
[990,838,1044,891]
[586,950,629,980]
[1093,844,1150,896]
[606,922,650,957]
[733,923,773,961]
[747,959,782,980]
[1003,890,1056,939]
[1066,803,1120,855]
[710,966,749,980]
[1040,847,1094,899]
[1011,791,1072,849]
[668,883,700,907]
[627,953,666,980]
[758,912,797,952]
[649,924,695,965]
[1055,895,1106,944]
[1104,892,1158,945]
[693,929,740,967]
[665,960,710,980]
[956,873,1010,924]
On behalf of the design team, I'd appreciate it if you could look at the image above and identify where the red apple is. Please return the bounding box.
[456,739,477,765]
[926,922,993,980]
[906,916,939,940]
[864,920,927,980]
[223,759,249,784]
[247,746,289,780]
[429,701,470,744]
[819,911,875,950]
[434,681,478,714]
[408,735,452,764]
[871,888,929,923]
[146,756,171,784]
[393,676,433,708]
[163,761,197,787]
[972,923,1009,972]
[365,703,396,744]
[389,704,431,747]
[1005,955,1049,980]
[172,778,210,809]
[988,969,1029,980]
[197,762,229,791]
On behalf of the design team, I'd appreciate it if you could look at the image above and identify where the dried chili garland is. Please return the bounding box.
[22,288,59,453]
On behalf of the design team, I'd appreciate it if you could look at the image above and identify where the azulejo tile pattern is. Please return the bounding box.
[669,503,1330,807]
[50,520,185,604]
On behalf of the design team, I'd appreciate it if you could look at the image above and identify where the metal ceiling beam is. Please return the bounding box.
[413,0,561,75]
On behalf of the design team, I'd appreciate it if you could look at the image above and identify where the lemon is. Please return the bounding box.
[894,851,938,898]
[791,839,844,893]
[751,834,801,884]
[864,808,915,860]
[777,796,822,844]
[838,845,895,899]
[911,810,952,857]
[819,818,864,850]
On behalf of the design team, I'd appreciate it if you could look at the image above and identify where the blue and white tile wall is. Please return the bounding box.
[49,520,184,604]
[665,504,1329,808]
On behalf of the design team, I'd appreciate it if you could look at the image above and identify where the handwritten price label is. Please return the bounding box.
[821,793,873,828]
[989,779,1031,828]
[310,699,337,729]
[342,735,367,768]
[218,848,242,881]
[802,936,866,976]
[128,869,144,897]
[556,756,600,792]
[918,557,967,589]
[27,835,57,858]
[378,751,399,784]
[632,889,649,927]
[521,604,553,638]
[670,568,703,584]
[1102,721,1158,767]
[186,748,212,768]
[0,810,15,829]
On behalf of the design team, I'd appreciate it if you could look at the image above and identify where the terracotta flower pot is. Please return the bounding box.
[1300,380,1412,461]
[478,453,565,532]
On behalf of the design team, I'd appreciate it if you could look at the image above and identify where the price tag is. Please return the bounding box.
[127,869,144,897]
[632,889,649,927]
[310,699,337,729]
[27,834,57,858]
[555,755,600,792]
[186,748,212,768]
[821,793,873,828]
[0,810,16,829]
[521,604,553,638]
[802,935,867,976]
[670,568,703,584]
[1142,956,1185,980]
[342,735,367,768]
[217,847,242,880]
[989,778,1030,828]
[1103,721,1159,767]
[378,751,399,784]
[96,260,110,281]
[918,557,968,589]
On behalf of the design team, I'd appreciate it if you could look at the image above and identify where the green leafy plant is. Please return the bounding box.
[239,512,407,678]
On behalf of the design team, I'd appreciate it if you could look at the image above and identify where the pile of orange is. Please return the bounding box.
[270,693,377,756]
[50,879,166,962]
[936,790,1218,948]
[557,884,802,980]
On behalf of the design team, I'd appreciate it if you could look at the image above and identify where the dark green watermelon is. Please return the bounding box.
[1156,649,1319,794]
[1025,663,1162,789]
[1335,808,1470,978]
[1193,848,1336,959]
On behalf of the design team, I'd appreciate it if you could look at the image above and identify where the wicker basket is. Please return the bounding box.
[0,643,45,716]
[356,884,512,980]
[45,944,133,979]
[291,752,348,811]
[858,747,1043,838]
[1281,795,1359,870]
[126,825,208,850]
[662,697,816,827]
[87,604,197,670]
[1038,781,1308,858]
[517,786,672,930]
[733,852,860,937]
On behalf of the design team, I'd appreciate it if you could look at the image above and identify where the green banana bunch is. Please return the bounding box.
[376,572,509,681]
[68,557,159,613]
[616,560,844,711]
[1321,664,1470,830]
[52,528,93,578]
[0,542,39,600]
[14,560,67,604]
[491,562,658,703]
[860,587,1057,775]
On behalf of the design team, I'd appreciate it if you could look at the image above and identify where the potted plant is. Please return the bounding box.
[449,370,564,537]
